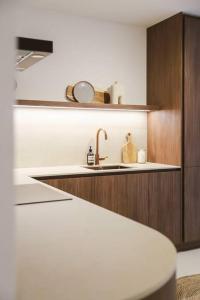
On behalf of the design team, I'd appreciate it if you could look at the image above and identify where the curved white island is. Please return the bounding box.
[15,166,177,300]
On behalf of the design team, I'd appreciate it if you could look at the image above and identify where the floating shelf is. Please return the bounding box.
[15,100,159,112]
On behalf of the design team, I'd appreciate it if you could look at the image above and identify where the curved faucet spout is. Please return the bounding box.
[95,128,108,165]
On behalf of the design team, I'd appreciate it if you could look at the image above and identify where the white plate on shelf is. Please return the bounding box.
[72,81,95,103]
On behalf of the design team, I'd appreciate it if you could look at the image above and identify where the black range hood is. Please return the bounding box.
[16,37,53,71]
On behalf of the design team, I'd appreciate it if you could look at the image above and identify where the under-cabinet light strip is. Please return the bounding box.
[13,105,151,112]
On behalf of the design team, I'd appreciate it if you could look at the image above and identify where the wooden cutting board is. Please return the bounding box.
[122,133,137,163]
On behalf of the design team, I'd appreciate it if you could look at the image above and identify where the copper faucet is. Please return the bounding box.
[95,128,108,165]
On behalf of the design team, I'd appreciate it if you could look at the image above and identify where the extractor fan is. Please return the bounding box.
[16,37,53,71]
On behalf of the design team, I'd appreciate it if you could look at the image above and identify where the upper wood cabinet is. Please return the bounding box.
[147,13,200,168]
[184,16,200,167]
[147,13,183,166]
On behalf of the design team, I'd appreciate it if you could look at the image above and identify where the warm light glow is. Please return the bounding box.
[16,67,25,71]
[14,105,150,112]
[14,106,147,167]
[31,54,45,59]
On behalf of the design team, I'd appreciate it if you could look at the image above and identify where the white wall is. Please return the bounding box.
[15,6,147,168]
[15,107,147,167]
[16,6,146,103]
[0,1,15,299]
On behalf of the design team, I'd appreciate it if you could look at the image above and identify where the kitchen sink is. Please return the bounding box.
[84,165,132,171]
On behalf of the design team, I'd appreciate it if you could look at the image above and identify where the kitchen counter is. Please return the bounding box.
[15,163,178,300]
[14,162,180,184]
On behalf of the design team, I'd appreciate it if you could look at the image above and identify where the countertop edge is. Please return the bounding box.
[15,163,178,300]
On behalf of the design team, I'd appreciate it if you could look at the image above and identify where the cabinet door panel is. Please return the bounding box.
[184,16,200,166]
[185,167,200,242]
[42,177,94,202]
[149,171,182,245]
[94,175,126,214]
[147,13,182,166]
[126,173,149,225]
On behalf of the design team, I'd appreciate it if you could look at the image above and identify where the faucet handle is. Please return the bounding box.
[99,156,108,161]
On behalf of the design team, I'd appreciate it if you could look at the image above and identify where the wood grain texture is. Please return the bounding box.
[147,13,183,165]
[93,174,126,214]
[16,99,159,112]
[122,133,137,163]
[42,177,94,203]
[184,16,200,167]
[184,167,200,243]
[41,170,182,245]
[177,240,200,252]
[126,173,149,225]
[148,171,182,245]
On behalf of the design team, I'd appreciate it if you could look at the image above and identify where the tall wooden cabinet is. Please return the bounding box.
[184,16,200,243]
[184,16,200,167]
[147,13,183,166]
[147,13,200,246]
[148,172,181,244]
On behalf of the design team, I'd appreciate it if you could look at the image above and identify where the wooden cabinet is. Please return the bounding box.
[183,15,200,244]
[42,176,94,203]
[93,174,126,214]
[184,167,200,242]
[147,14,200,167]
[126,173,149,225]
[147,13,183,166]
[148,171,182,245]
[147,13,200,247]
[40,170,181,245]
[184,16,200,167]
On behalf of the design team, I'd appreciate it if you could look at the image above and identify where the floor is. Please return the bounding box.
[177,248,200,278]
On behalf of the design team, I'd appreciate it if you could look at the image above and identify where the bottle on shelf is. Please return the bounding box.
[109,81,125,104]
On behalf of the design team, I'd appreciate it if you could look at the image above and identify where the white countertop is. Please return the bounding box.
[14,162,180,185]
[15,163,178,300]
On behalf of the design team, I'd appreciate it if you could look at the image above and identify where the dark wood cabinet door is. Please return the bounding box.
[93,174,126,214]
[184,167,200,242]
[147,13,183,166]
[184,16,200,167]
[42,176,94,202]
[148,171,182,245]
[126,173,149,225]
[41,171,182,245]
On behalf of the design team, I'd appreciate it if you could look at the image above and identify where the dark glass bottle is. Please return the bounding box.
[87,146,95,165]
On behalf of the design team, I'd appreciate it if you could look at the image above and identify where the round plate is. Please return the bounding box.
[73,81,95,103]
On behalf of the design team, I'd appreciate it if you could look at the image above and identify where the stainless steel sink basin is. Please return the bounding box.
[84,165,132,171]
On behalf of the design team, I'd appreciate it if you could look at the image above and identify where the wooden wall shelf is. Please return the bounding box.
[15,100,159,112]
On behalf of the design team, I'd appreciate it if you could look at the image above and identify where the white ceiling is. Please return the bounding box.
[21,0,200,26]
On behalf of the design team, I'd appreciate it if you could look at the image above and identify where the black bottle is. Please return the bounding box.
[87,146,95,165]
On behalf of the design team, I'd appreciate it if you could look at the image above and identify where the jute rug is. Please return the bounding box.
[177,274,200,299]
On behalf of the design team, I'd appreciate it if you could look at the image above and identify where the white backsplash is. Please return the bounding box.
[14,107,147,168]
